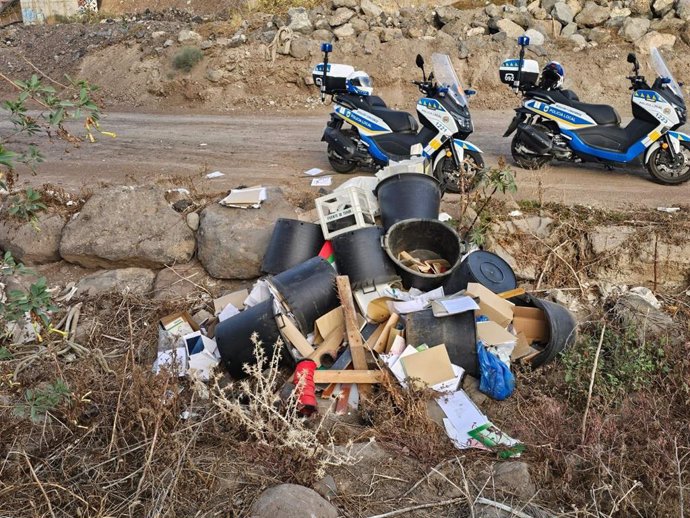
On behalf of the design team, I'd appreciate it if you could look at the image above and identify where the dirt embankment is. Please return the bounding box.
[1,8,688,115]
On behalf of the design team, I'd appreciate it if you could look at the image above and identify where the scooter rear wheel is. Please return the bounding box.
[327,144,357,174]
[647,142,690,185]
[511,125,552,170]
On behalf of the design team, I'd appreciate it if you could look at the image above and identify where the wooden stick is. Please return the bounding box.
[373,313,399,353]
[277,314,314,358]
[313,370,384,384]
[336,276,367,370]
[497,287,525,299]
[367,497,463,518]
[474,497,534,518]
[581,324,606,443]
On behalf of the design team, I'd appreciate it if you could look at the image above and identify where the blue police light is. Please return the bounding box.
[321,42,333,53]
[517,35,530,47]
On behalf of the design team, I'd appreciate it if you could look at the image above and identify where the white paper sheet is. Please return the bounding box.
[437,390,490,448]
[304,168,324,176]
[218,303,240,322]
[153,346,188,376]
[389,287,445,314]
[206,171,224,179]
[311,176,332,187]
[437,296,480,316]
[244,280,271,307]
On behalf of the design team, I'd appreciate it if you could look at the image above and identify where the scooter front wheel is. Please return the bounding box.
[435,150,484,194]
[327,144,357,174]
[647,141,690,185]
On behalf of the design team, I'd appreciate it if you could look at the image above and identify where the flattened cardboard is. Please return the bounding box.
[159,311,200,333]
[466,283,514,327]
[213,289,249,315]
[400,344,455,388]
[511,332,534,361]
[476,321,517,346]
[315,306,344,341]
[513,306,549,343]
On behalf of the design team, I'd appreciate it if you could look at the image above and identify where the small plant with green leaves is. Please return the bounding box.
[2,277,56,327]
[0,250,30,277]
[8,187,46,222]
[173,47,203,72]
[463,159,517,245]
[14,379,72,422]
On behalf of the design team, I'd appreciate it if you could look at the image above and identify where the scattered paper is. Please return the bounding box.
[219,187,267,209]
[438,212,453,222]
[657,207,681,213]
[388,287,445,314]
[432,295,480,317]
[218,303,240,322]
[437,390,490,448]
[304,167,324,176]
[311,176,332,187]
[244,280,271,307]
[468,422,524,458]
[153,346,188,376]
[200,143,208,147]
[206,171,224,179]
[509,210,523,217]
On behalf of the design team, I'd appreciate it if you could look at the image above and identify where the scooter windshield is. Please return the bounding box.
[431,53,468,107]
[651,47,684,100]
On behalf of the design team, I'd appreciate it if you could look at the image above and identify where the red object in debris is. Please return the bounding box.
[318,241,335,265]
[293,360,318,415]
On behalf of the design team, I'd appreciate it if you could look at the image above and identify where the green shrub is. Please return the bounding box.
[173,47,203,73]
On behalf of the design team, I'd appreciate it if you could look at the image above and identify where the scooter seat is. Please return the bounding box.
[367,106,419,134]
[568,100,621,126]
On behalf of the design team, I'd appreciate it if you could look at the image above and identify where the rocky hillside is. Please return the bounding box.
[0,0,689,112]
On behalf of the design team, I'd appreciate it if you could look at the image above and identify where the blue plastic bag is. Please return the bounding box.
[477,341,515,401]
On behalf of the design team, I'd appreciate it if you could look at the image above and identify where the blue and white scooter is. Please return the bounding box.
[313,43,484,193]
[501,36,690,184]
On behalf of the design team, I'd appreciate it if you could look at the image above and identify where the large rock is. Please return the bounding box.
[380,27,403,41]
[495,18,526,38]
[678,0,690,20]
[334,23,356,38]
[289,37,316,59]
[682,22,690,45]
[635,30,676,52]
[288,7,313,35]
[197,189,295,279]
[362,30,380,54]
[76,268,155,298]
[178,30,202,43]
[360,0,383,18]
[249,484,339,518]
[575,1,610,27]
[153,260,241,300]
[0,211,65,265]
[60,186,196,269]
[329,7,356,27]
[332,0,358,7]
[628,0,651,16]
[552,2,574,24]
[491,462,537,500]
[650,13,685,32]
[436,5,462,24]
[525,27,546,44]
[652,0,674,16]
[589,225,636,255]
[619,17,651,41]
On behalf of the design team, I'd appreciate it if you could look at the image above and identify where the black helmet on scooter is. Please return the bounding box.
[541,61,565,89]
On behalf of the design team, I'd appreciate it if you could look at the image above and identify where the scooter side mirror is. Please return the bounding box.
[626,52,637,64]
[415,54,424,69]
[464,89,477,97]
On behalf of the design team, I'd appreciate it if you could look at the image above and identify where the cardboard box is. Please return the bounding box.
[513,306,549,344]
[213,289,249,315]
[159,311,200,333]
[476,321,517,347]
[466,283,514,327]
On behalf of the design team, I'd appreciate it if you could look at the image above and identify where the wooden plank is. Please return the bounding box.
[498,288,526,300]
[313,370,384,384]
[336,276,367,371]
[373,313,399,353]
[277,314,314,358]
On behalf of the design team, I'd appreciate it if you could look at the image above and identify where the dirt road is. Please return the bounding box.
[9,109,690,209]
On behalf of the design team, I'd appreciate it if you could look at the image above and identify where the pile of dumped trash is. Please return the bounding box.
[155,160,577,456]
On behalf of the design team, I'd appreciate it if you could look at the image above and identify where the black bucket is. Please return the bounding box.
[215,298,287,379]
[405,308,478,377]
[383,218,462,291]
[514,295,577,368]
[332,226,399,289]
[261,218,325,275]
[444,250,517,295]
[269,257,339,335]
[375,173,441,230]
